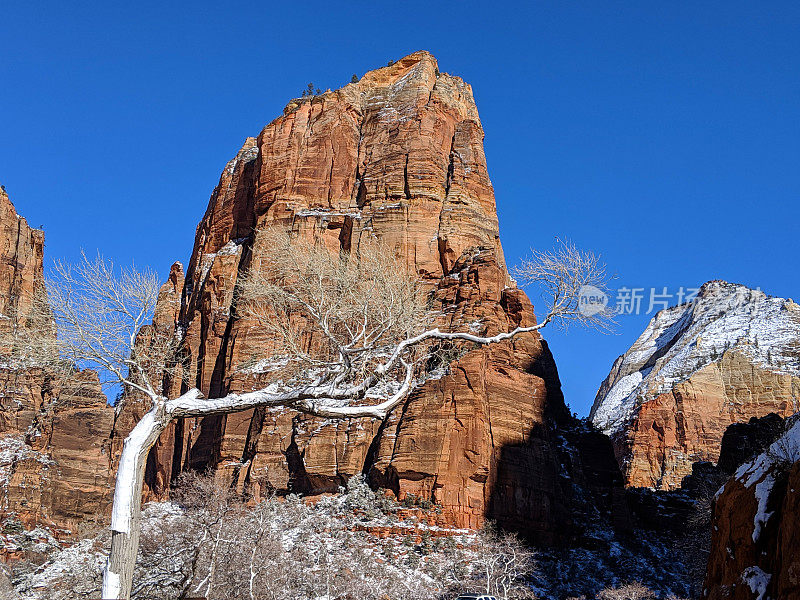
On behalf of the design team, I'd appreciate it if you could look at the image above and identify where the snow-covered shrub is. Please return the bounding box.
[342,473,397,517]
[470,523,535,599]
[12,472,538,600]
[12,538,106,600]
[131,502,201,599]
[595,582,656,599]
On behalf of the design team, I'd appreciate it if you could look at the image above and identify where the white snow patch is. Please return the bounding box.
[591,371,643,433]
[296,208,362,219]
[217,239,245,256]
[741,566,771,600]
[101,566,121,600]
[14,538,105,599]
[239,356,293,375]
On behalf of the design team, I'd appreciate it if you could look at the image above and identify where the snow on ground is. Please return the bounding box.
[6,470,698,600]
[592,281,800,435]
[1,520,62,564]
[13,538,105,600]
[11,476,482,600]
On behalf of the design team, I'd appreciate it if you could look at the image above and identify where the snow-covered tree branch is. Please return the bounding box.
[40,230,611,599]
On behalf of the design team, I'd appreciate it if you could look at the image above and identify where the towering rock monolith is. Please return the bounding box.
[113,52,629,542]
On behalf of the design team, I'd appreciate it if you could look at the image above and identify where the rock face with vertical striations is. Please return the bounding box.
[705,415,800,600]
[114,51,629,542]
[0,188,45,344]
[590,280,800,490]
[0,188,115,535]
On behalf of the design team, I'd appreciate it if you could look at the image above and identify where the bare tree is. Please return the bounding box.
[596,582,657,600]
[512,239,614,332]
[41,230,610,599]
[171,471,239,599]
[44,253,179,407]
[471,524,535,599]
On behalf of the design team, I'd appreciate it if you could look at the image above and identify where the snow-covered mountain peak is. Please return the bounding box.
[590,281,800,436]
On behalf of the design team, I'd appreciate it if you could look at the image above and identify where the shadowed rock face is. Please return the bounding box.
[591,281,800,490]
[0,189,114,534]
[705,416,800,600]
[113,52,629,542]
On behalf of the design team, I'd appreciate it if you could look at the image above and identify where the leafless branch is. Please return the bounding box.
[44,251,178,407]
[513,238,615,333]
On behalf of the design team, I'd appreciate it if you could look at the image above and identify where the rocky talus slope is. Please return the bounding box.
[114,51,629,542]
[591,280,800,489]
[0,188,114,538]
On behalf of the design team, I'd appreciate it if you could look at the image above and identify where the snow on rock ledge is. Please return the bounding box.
[704,417,800,600]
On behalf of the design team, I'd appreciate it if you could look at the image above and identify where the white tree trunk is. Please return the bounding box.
[102,404,170,599]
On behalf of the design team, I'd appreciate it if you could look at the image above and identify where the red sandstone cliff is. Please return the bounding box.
[705,416,800,600]
[0,188,114,536]
[114,51,628,542]
[591,281,800,490]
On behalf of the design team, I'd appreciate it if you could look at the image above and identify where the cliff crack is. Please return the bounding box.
[444,134,456,200]
[352,114,366,207]
[403,153,411,200]
[435,133,457,276]
[327,154,335,205]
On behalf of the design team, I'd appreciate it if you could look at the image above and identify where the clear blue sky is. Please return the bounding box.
[2,2,798,416]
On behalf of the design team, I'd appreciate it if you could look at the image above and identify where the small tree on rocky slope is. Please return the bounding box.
[41,230,611,599]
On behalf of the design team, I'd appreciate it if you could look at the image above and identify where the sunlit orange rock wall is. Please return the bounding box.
[116,52,628,542]
[0,189,114,534]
